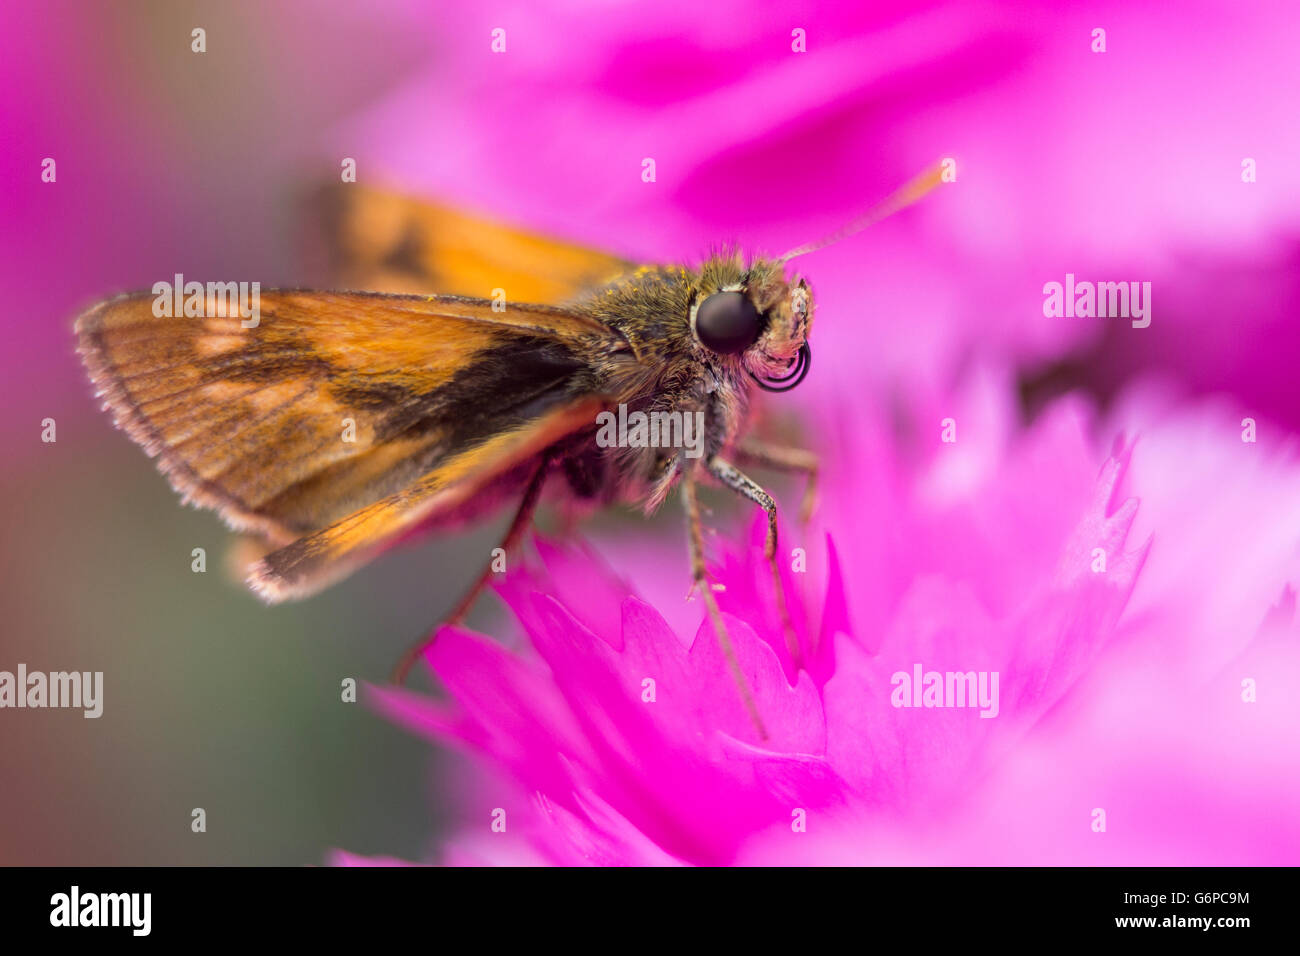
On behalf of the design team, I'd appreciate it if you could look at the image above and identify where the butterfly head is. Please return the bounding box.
[689,257,812,393]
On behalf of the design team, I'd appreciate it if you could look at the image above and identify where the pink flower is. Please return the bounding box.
[357,381,1300,865]
[741,394,1300,865]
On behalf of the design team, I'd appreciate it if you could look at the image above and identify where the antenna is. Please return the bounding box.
[777,162,946,263]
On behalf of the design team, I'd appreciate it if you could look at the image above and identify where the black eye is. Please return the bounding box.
[694,291,763,355]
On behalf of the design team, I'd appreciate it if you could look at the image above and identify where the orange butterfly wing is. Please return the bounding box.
[78,290,626,598]
[314,184,633,304]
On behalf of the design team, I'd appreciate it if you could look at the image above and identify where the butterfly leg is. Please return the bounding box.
[392,456,550,684]
[735,437,819,522]
[682,467,769,741]
[707,456,801,670]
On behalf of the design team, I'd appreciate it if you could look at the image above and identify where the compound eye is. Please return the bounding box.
[694,291,763,355]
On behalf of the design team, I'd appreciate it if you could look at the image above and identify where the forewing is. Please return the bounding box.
[77,290,621,545]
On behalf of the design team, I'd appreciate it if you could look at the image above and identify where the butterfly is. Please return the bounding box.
[77,167,941,737]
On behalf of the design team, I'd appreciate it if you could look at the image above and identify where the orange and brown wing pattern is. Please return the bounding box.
[316,184,633,303]
[246,394,608,601]
[76,290,621,553]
